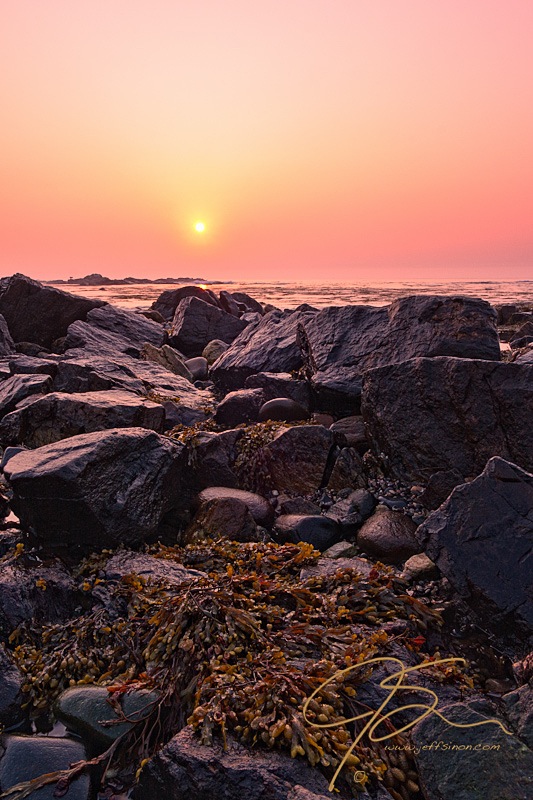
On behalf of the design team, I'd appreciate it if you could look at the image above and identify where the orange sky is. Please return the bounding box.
[1,0,532,282]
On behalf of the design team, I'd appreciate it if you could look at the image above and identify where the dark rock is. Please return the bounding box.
[329,416,368,453]
[510,320,533,348]
[0,373,53,418]
[0,735,90,800]
[202,339,229,365]
[496,303,519,325]
[412,700,533,800]
[84,305,165,349]
[64,318,143,358]
[274,514,341,551]
[151,285,220,320]
[357,506,420,563]
[140,309,166,323]
[137,726,336,800]
[417,457,533,633]
[219,290,242,316]
[326,489,375,534]
[210,306,318,390]
[362,357,533,483]
[215,388,265,426]
[4,428,190,550]
[161,400,207,429]
[298,295,500,412]
[245,372,313,407]
[509,311,533,325]
[0,645,24,727]
[103,551,205,587]
[185,357,208,381]
[186,429,244,490]
[184,497,259,544]
[0,274,105,348]
[514,344,533,364]
[8,354,58,377]
[196,487,274,527]
[55,686,160,749]
[0,315,15,356]
[262,426,335,495]
[327,447,365,492]
[503,684,533,749]
[278,497,322,515]
[169,297,247,357]
[229,291,264,315]
[141,343,193,381]
[418,468,465,510]
[258,397,310,423]
[14,341,49,357]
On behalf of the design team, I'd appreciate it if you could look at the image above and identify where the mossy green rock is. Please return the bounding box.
[55,686,160,749]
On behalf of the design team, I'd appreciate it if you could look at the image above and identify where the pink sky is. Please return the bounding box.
[1,0,532,282]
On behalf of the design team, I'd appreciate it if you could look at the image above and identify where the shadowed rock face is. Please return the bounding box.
[151,285,221,320]
[417,457,533,634]
[0,314,15,356]
[362,357,533,484]
[169,297,248,357]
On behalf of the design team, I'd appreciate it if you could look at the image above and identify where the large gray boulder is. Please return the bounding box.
[0,373,53,418]
[0,314,15,356]
[151,285,220,320]
[417,457,533,634]
[0,273,104,348]
[0,390,165,447]
[4,428,190,549]
[169,297,248,357]
[362,357,533,484]
[298,295,500,411]
[84,304,165,349]
[261,425,335,495]
[210,306,318,390]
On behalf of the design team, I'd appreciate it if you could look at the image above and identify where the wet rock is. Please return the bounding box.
[0,373,53,418]
[362,357,533,483]
[261,425,335,495]
[417,457,533,634]
[327,447,365,492]
[0,645,24,727]
[187,429,244,490]
[329,416,368,453]
[210,306,318,390]
[184,497,259,544]
[0,734,90,800]
[151,285,220,321]
[137,725,336,800]
[0,315,15,357]
[185,356,208,381]
[357,506,420,563]
[215,388,265,426]
[196,487,274,527]
[274,514,341,551]
[0,273,104,348]
[401,552,437,581]
[298,295,500,412]
[245,372,313,408]
[169,297,247,357]
[0,390,165,447]
[55,686,160,750]
[412,700,533,800]
[4,428,190,550]
[258,397,310,423]
[202,339,229,365]
[141,343,193,381]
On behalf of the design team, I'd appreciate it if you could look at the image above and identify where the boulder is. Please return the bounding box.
[83,305,165,349]
[329,416,368,453]
[151,285,220,320]
[0,735,90,799]
[219,289,242,316]
[297,295,500,412]
[0,314,15,356]
[401,552,437,581]
[196,487,274,527]
[496,303,519,325]
[0,390,165,447]
[202,339,229,365]
[357,506,420,563]
[185,429,244,490]
[4,428,190,550]
[184,497,260,544]
[245,372,313,407]
[503,684,533,749]
[215,388,265,426]
[7,354,58,377]
[510,320,533,349]
[258,398,310,423]
[274,514,341,551]
[326,489,376,535]
[229,291,264,315]
[185,356,208,381]
[417,457,533,634]
[169,297,247,357]
[0,273,104,348]
[141,343,193,381]
[326,447,365,491]
[0,645,24,727]
[261,425,335,495]
[278,497,322,515]
[136,726,336,800]
[362,357,533,484]
[0,373,53,418]
[210,306,318,390]
[103,551,205,587]
[63,318,143,358]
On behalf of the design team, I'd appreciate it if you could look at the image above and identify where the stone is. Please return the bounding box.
[0,373,52,419]
[4,428,190,550]
[215,388,265,426]
[298,295,500,412]
[0,273,104,348]
[0,645,24,727]
[258,397,310,423]
[327,447,365,491]
[329,416,368,452]
[496,303,519,324]
[55,686,160,749]
[322,540,359,559]
[103,551,205,587]
[503,684,533,749]
[185,356,208,381]
[326,489,375,535]
[0,314,15,356]
[7,354,58,377]
[417,468,465,510]
[187,429,244,490]
[0,390,165,447]
[219,289,242,316]
[357,506,421,563]
[136,726,336,800]
[0,735,90,800]
[184,497,259,544]
[245,372,313,407]
[83,304,165,349]
[412,700,533,800]
[64,318,144,358]
[300,555,376,580]
[261,425,335,495]
[151,285,220,320]
[196,487,274,527]
[228,291,264,315]
[274,514,341,551]
[210,305,318,390]
[169,297,247,357]
[278,497,322,515]
[362,357,533,483]
[417,457,533,634]
[202,339,229,365]
[141,343,193,381]
[510,320,533,349]
[401,552,437,581]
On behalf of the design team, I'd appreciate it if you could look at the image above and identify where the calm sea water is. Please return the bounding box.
[50,280,533,310]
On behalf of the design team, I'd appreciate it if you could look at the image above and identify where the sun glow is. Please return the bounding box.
[194,221,205,233]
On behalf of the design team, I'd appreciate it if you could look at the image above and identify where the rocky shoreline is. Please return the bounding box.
[0,273,531,800]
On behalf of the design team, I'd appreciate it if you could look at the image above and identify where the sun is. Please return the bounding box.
[194,221,206,233]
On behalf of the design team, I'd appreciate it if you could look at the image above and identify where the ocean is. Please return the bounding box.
[49,280,533,311]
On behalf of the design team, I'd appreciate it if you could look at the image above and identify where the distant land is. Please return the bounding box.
[44,273,230,286]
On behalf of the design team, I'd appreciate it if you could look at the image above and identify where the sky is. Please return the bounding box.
[1,0,532,282]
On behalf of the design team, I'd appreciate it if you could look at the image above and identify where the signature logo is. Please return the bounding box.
[302,656,512,791]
